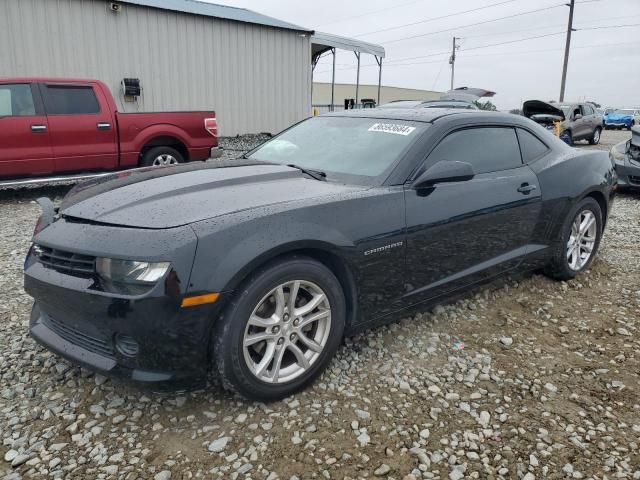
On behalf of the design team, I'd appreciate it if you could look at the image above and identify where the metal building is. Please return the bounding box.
[0,0,315,136]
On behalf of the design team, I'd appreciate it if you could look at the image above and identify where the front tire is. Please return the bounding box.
[544,197,602,281]
[214,256,346,401]
[589,127,601,145]
[560,130,573,146]
[140,146,184,167]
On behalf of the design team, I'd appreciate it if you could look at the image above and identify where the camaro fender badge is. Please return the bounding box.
[364,241,404,256]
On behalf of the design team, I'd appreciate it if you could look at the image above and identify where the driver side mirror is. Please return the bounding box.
[412,160,475,189]
[574,113,583,120]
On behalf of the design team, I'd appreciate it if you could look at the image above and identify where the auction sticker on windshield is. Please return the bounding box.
[368,123,416,136]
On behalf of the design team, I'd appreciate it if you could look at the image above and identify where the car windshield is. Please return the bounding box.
[248,116,427,180]
[559,106,572,117]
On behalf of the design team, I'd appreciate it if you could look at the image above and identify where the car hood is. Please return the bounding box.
[606,112,633,120]
[522,100,565,121]
[59,161,365,229]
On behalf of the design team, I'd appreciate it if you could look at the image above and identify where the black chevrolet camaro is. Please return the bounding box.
[24,108,616,400]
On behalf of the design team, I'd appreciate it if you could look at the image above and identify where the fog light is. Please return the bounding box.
[114,333,139,357]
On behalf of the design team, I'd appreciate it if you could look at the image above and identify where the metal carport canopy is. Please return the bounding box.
[311,32,386,108]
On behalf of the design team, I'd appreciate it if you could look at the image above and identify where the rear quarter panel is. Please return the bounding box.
[528,148,615,245]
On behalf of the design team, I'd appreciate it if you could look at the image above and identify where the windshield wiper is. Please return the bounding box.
[286,164,327,181]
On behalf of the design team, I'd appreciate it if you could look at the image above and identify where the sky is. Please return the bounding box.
[206,0,640,110]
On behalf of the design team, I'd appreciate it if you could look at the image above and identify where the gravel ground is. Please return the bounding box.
[1,130,639,480]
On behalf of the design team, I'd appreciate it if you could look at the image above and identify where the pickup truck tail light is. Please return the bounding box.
[204,118,218,137]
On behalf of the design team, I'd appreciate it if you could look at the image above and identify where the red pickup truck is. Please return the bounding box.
[0,78,220,179]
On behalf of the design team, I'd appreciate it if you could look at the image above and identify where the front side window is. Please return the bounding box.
[44,85,100,115]
[248,116,428,181]
[0,84,36,116]
[426,127,522,175]
[582,105,594,115]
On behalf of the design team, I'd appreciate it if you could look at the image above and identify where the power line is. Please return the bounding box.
[313,29,637,75]
[313,40,640,75]
[577,22,640,30]
[352,0,523,37]
[314,0,427,28]
[376,3,567,44]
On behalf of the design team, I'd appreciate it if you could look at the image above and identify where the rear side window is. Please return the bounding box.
[0,84,36,116]
[517,128,549,163]
[427,127,522,174]
[44,85,100,115]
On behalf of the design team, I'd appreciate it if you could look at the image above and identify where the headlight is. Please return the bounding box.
[609,142,628,166]
[96,258,171,285]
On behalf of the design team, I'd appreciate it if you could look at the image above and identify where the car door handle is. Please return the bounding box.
[31,124,47,133]
[97,122,111,130]
[517,183,537,194]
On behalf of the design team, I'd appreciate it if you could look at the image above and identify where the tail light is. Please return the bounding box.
[204,118,218,137]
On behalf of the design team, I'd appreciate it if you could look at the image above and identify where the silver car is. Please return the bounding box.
[523,100,603,145]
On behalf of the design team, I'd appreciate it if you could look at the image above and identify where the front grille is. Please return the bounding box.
[35,245,96,277]
[629,175,640,185]
[44,315,114,358]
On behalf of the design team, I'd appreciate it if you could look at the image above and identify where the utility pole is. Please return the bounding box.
[449,37,460,90]
[449,37,459,90]
[559,0,575,102]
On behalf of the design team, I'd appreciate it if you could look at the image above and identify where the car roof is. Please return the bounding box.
[323,107,519,125]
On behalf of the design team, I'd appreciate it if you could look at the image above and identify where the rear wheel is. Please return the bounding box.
[214,256,346,401]
[544,197,602,281]
[589,127,601,145]
[140,146,184,167]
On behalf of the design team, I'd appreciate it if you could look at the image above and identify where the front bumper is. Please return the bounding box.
[615,160,640,188]
[24,218,222,387]
[605,120,632,128]
[26,272,223,385]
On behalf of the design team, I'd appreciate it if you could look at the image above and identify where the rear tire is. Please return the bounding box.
[214,256,346,401]
[140,146,184,167]
[544,197,602,281]
[589,127,601,145]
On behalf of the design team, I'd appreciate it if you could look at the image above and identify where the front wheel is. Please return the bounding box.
[544,197,602,281]
[589,127,601,145]
[214,256,346,401]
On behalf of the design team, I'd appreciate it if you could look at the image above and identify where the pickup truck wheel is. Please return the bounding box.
[589,127,601,145]
[141,146,184,167]
[214,256,346,401]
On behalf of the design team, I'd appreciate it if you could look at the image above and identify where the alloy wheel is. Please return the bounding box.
[566,210,597,271]
[593,129,600,144]
[152,154,178,166]
[242,280,331,384]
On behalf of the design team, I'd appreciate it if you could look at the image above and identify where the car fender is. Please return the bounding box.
[188,215,356,296]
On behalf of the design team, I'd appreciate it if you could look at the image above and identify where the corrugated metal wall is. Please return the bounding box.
[0,0,312,136]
